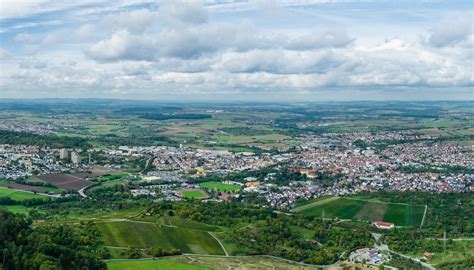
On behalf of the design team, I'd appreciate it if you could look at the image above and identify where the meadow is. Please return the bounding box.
[0,205,30,215]
[198,181,241,192]
[0,186,49,201]
[294,196,425,227]
[107,259,212,270]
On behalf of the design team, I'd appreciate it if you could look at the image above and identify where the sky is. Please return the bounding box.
[0,0,473,101]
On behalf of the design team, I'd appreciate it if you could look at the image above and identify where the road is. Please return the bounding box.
[78,187,87,198]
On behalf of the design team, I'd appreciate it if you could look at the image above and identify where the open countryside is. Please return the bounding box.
[0,1,473,269]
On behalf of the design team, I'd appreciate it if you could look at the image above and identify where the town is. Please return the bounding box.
[1,129,471,210]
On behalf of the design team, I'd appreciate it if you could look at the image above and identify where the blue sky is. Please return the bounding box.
[0,0,472,100]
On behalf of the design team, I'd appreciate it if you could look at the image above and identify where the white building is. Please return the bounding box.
[60,148,68,160]
[71,151,81,164]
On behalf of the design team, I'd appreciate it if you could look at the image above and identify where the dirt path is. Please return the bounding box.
[208,232,229,256]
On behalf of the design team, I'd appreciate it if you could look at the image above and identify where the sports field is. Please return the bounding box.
[107,259,212,270]
[198,181,240,192]
[0,187,49,201]
[180,189,208,199]
[294,196,425,227]
[96,221,225,255]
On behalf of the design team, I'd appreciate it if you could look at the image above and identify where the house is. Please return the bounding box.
[298,168,316,178]
[245,181,259,187]
[309,239,318,245]
[423,251,432,259]
[373,221,395,229]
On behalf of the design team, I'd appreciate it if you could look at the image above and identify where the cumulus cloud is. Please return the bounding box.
[0,47,11,59]
[83,30,156,61]
[427,15,473,47]
[2,1,473,99]
[213,49,344,74]
[19,59,50,69]
[83,20,354,61]
[14,33,33,42]
[102,9,156,34]
[158,1,208,25]
[285,29,354,50]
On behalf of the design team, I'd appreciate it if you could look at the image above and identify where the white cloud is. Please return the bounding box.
[14,33,34,42]
[83,30,156,61]
[0,47,11,59]
[158,1,208,25]
[1,1,473,99]
[427,14,473,47]
[102,9,156,34]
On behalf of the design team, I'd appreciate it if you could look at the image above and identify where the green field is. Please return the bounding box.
[107,259,213,270]
[181,189,208,199]
[0,187,49,201]
[198,181,240,192]
[96,221,225,255]
[294,196,425,227]
[0,205,30,215]
[98,173,129,181]
[108,254,336,270]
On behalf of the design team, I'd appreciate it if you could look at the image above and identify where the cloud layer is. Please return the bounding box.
[0,1,473,100]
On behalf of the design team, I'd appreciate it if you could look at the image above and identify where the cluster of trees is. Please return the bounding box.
[170,201,275,227]
[122,246,180,259]
[383,228,446,254]
[140,113,211,120]
[148,201,372,265]
[0,130,90,148]
[225,215,372,264]
[387,254,427,270]
[93,134,176,147]
[217,127,273,136]
[437,258,474,270]
[0,209,107,270]
[197,166,308,186]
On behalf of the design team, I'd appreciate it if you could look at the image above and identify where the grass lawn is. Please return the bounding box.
[295,196,425,226]
[0,187,49,201]
[107,259,213,270]
[181,189,208,199]
[98,173,129,181]
[96,221,225,255]
[198,181,240,192]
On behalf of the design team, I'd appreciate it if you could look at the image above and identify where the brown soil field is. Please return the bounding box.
[37,174,91,190]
